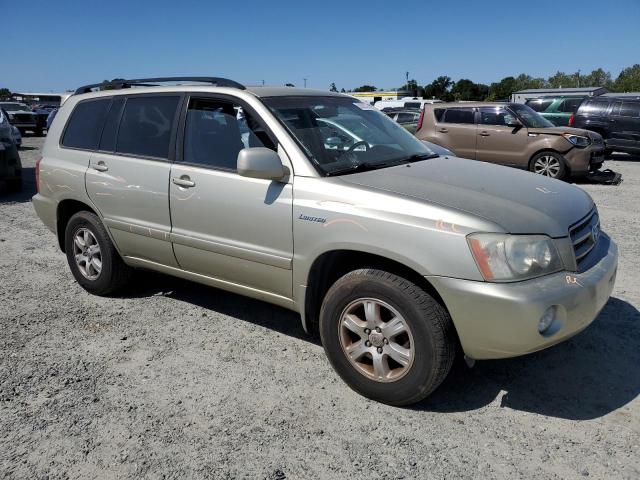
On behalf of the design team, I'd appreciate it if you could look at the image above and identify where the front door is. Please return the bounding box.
[169,95,294,299]
[433,107,477,158]
[86,94,182,266]
[475,106,529,167]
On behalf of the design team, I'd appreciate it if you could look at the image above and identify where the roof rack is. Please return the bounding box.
[74,76,246,95]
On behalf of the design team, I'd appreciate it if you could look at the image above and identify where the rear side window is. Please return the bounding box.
[397,112,418,123]
[579,100,610,115]
[525,99,553,112]
[618,102,640,118]
[61,98,111,150]
[116,96,180,159]
[558,98,583,113]
[403,102,421,109]
[441,108,475,124]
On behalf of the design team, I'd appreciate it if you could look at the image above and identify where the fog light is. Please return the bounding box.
[538,306,556,334]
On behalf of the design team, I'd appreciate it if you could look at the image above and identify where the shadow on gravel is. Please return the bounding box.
[122,271,316,345]
[417,297,640,420]
[0,167,35,203]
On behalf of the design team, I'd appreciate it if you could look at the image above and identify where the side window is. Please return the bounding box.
[98,98,125,152]
[525,99,553,113]
[61,98,111,150]
[396,112,415,123]
[116,96,180,159]
[183,98,276,171]
[558,98,583,113]
[619,102,640,118]
[580,100,609,115]
[434,108,445,121]
[441,108,475,124]
[403,102,421,109]
[479,107,516,126]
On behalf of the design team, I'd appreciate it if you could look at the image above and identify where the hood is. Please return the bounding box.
[340,157,594,237]
[527,126,594,137]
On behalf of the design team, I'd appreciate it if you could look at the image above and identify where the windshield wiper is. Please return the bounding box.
[325,153,439,177]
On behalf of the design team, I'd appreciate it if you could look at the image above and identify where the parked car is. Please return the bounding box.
[569,96,640,155]
[33,77,617,406]
[385,109,421,134]
[46,108,59,130]
[0,108,22,192]
[416,102,605,180]
[0,102,41,136]
[525,96,585,126]
[31,104,57,132]
[375,98,442,111]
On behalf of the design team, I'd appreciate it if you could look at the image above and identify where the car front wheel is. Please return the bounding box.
[530,151,567,180]
[64,211,132,295]
[319,269,456,406]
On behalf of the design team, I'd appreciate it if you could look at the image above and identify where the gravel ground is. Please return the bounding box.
[1,136,639,480]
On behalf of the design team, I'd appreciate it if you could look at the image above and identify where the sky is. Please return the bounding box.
[4,0,640,93]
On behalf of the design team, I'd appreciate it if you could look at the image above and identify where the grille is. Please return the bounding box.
[570,210,600,268]
[14,114,35,123]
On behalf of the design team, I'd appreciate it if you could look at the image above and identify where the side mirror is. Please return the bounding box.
[507,118,522,128]
[237,147,285,181]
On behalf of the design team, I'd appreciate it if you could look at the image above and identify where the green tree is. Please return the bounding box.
[329,82,338,92]
[0,88,11,100]
[284,83,295,87]
[100,78,126,91]
[353,85,377,92]
[582,68,613,88]
[547,71,579,88]
[613,64,640,92]
[401,79,418,94]
[513,73,546,91]
[340,88,346,93]
[451,79,488,101]
[488,76,517,100]
[423,76,454,101]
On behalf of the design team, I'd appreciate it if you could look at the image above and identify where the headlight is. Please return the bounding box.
[8,113,14,121]
[563,133,591,148]
[467,233,563,282]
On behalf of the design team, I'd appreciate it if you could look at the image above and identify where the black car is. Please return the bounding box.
[570,96,640,155]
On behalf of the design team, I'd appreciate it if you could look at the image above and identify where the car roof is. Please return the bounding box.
[423,102,515,109]
[69,85,347,101]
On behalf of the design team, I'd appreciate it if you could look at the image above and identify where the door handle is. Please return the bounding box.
[92,161,108,172]
[479,131,490,136]
[438,128,448,133]
[172,176,195,188]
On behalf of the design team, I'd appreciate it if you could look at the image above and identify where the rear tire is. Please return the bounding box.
[319,269,456,406]
[7,178,22,193]
[64,211,132,295]
[529,151,567,180]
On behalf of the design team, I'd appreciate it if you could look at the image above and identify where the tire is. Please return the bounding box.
[319,269,456,406]
[604,148,614,157]
[64,211,132,295]
[529,151,567,180]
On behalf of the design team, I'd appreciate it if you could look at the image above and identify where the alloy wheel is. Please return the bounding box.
[533,155,561,177]
[338,298,415,383]
[73,228,102,280]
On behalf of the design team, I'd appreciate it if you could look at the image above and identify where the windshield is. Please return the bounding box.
[263,96,436,175]
[0,103,29,112]
[510,103,555,128]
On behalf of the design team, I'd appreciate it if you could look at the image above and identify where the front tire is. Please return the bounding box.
[319,269,456,406]
[529,151,567,180]
[64,211,132,295]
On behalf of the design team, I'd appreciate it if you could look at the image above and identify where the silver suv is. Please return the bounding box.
[32,77,618,405]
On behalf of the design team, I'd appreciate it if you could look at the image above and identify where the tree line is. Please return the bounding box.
[342,64,640,101]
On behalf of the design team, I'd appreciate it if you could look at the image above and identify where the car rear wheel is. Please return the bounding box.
[64,211,132,295]
[530,151,567,180]
[319,269,456,406]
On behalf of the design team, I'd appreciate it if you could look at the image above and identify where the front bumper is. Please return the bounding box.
[428,235,618,359]
[564,145,605,175]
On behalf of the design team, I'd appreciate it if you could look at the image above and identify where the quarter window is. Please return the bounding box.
[619,102,640,118]
[183,98,276,171]
[116,96,180,159]
[441,108,475,124]
[580,100,609,115]
[61,98,111,150]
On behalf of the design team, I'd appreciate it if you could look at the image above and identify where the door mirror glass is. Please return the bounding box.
[237,147,285,180]
[506,117,522,128]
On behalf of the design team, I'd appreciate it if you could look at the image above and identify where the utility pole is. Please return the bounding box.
[303,78,307,88]
[576,70,581,88]
[262,79,265,86]
[405,71,409,90]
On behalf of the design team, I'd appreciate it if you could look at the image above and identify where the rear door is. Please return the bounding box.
[432,107,477,158]
[609,101,640,150]
[85,93,182,266]
[168,94,294,299]
[475,106,529,167]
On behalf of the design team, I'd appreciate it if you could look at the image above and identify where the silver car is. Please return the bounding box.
[32,77,618,405]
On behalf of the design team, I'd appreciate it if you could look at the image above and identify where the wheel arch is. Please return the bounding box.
[56,199,99,252]
[303,249,448,336]
[528,148,570,175]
